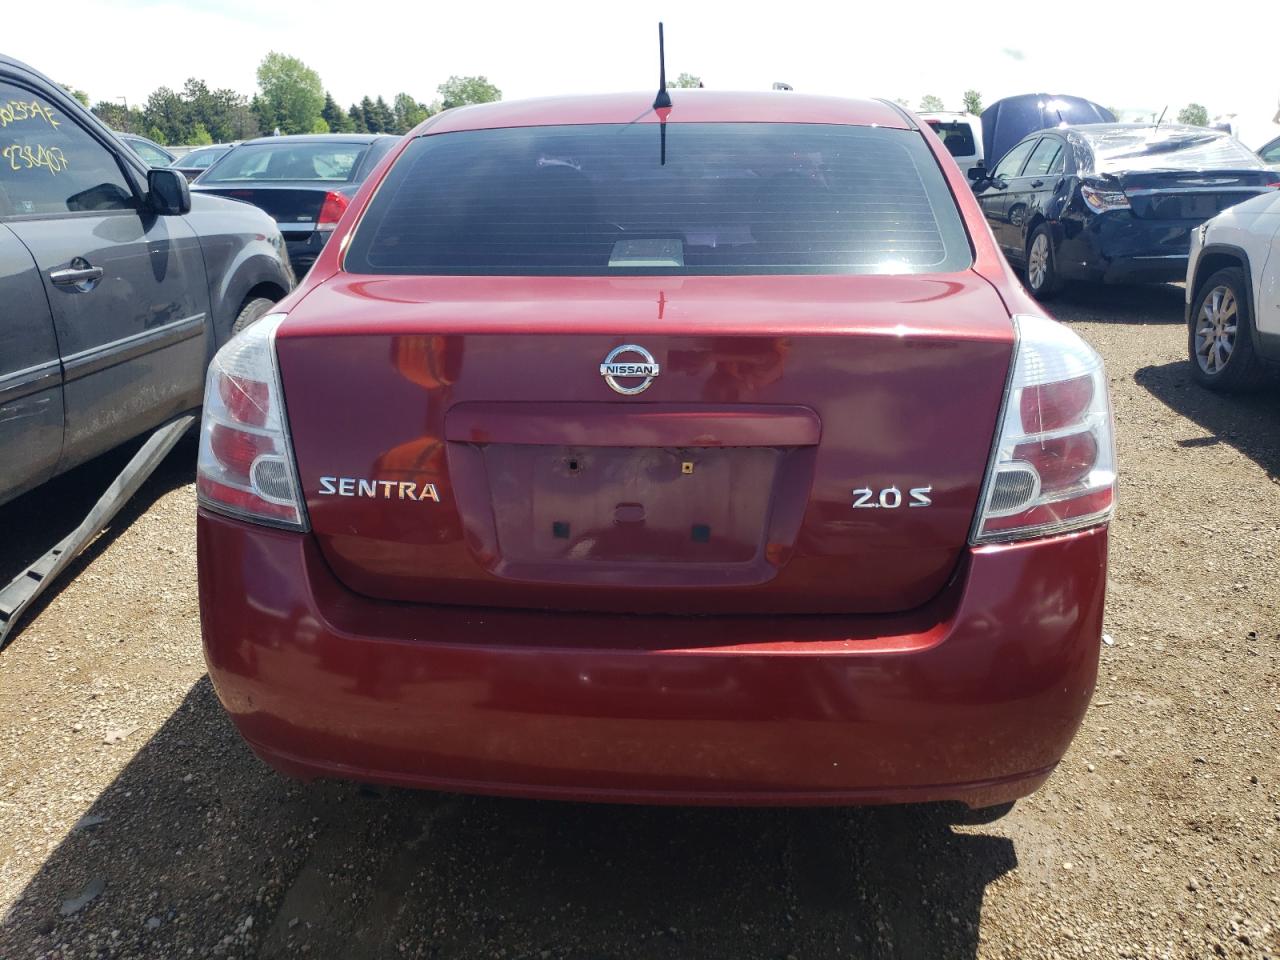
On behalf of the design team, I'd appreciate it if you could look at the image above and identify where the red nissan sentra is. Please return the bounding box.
[196,91,1115,811]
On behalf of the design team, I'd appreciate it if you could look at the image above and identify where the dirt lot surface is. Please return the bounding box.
[1,282,1278,960]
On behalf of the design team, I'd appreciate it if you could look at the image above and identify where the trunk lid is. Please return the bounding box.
[276,273,1013,615]
[1112,170,1278,220]
[194,183,332,236]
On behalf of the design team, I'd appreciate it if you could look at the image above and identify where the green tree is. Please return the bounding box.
[190,122,214,146]
[60,84,90,107]
[1177,103,1209,126]
[322,93,354,133]
[894,97,911,109]
[359,96,379,132]
[919,94,945,112]
[393,92,430,133]
[347,103,368,133]
[437,75,501,110]
[142,86,187,145]
[310,117,330,134]
[667,72,702,89]
[91,100,145,133]
[256,52,325,135]
[962,90,983,115]
[372,96,396,133]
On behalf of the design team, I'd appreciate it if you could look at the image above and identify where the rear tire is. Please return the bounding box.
[952,801,1016,825]
[232,296,276,335]
[1025,225,1061,300]
[1188,267,1268,393]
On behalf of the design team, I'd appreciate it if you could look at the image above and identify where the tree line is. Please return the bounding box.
[71,52,501,146]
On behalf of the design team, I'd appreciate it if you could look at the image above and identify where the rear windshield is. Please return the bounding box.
[178,146,228,170]
[344,122,972,276]
[925,121,977,158]
[1084,128,1265,174]
[201,142,368,183]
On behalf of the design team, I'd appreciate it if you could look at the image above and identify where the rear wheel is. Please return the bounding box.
[1025,225,1061,300]
[1189,267,1267,392]
[232,296,276,335]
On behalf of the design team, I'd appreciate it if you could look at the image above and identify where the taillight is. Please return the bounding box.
[317,191,349,229]
[1080,184,1130,214]
[197,314,307,529]
[971,315,1115,543]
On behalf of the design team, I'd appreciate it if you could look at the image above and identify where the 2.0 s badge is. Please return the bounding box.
[852,485,932,509]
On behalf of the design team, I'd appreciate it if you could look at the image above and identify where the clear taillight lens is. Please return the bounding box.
[971,315,1116,544]
[196,314,308,530]
[1080,184,1130,214]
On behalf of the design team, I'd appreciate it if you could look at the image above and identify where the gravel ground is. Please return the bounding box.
[0,281,1277,960]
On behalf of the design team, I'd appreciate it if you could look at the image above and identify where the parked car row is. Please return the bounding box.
[969,123,1278,298]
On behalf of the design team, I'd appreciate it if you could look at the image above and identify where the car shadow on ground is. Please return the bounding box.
[0,436,198,647]
[2,678,1017,960]
[1135,360,1280,479]
[1047,281,1186,326]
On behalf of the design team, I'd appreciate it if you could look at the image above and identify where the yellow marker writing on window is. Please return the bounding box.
[0,100,61,130]
[3,143,68,174]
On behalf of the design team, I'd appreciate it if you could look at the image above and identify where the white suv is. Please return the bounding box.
[1186,189,1280,390]
[919,112,984,178]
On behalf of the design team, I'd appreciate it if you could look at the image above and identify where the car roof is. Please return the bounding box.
[1063,122,1227,141]
[422,90,913,135]
[238,134,398,146]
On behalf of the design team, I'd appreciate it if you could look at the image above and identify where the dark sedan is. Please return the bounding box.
[171,143,234,182]
[972,124,1279,297]
[192,134,398,275]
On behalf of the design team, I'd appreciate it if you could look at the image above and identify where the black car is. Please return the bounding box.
[971,123,1279,298]
[170,143,234,182]
[1,55,294,507]
[191,134,399,275]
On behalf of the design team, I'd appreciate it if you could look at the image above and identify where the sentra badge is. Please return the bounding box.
[600,344,660,395]
[318,477,440,502]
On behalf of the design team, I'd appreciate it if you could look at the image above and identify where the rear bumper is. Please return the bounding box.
[1057,213,1196,284]
[198,512,1107,807]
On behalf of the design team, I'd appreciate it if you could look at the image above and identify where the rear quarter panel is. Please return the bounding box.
[185,193,294,351]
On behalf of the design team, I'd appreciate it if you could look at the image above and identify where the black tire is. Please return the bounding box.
[231,296,275,335]
[951,801,1016,825]
[1188,267,1268,393]
[1024,224,1061,300]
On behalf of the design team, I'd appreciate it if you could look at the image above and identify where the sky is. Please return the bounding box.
[9,0,1280,146]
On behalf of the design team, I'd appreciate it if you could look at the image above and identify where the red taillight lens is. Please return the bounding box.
[196,314,307,530]
[1020,374,1093,434]
[317,191,349,228]
[209,423,273,478]
[1013,431,1098,493]
[972,315,1116,543]
[217,374,269,428]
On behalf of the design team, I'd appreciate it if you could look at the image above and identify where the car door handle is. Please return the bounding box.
[1029,180,1045,188]
[49,262,104,286]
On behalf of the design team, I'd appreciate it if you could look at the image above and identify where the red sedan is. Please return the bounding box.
[196,91,1115,811]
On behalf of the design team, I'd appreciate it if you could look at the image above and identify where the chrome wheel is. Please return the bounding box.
[1194,284,1238,375]
[1028,233,1050,290]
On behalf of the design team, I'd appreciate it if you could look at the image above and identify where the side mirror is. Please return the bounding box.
[968,164,988,184]
[147,168,191,215]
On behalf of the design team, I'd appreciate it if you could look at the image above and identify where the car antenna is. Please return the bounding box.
[1154,105,1167,131]
[653,22,672,110]
[652,22,672,165]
